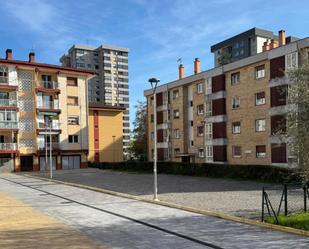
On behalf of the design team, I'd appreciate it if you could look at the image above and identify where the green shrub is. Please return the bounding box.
[266,213,309,231]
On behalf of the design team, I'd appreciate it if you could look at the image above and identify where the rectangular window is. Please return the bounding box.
[205,101,212,117]
[67,96,78,106]
[232,122,241,134]
[197,83,203,93]
[198,148,204,158]
[255,92,266,105]
[197,104,204,115]
[197,126,204,137]
[174,148,180,156]
[150,114,154,123]
[68,116,79,125]
[151,132,154,140]
[285,52,298,70]
[67,77,78,86]
[255,65,265,79]
[174,129,180,139]
[231,72,240,85]
[206,78,212,94]
[232,97,240,109]
[150,97,154,106]
[232,146,241,157]
[255,119,266,132]
[206,146,213,162]
[68,135,79,144]
[205,123,212,139]
[173,109,180,119]
[172,90,179,99]
[256,145,266,158]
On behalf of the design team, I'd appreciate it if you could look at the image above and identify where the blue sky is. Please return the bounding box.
[0,0,309,129]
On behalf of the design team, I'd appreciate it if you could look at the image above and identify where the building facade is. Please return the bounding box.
[0,49,94,172]
[145,29,309,167]
[88,105,124,162]
[60,45,130,155]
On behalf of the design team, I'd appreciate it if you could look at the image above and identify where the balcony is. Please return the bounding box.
[36,81,60,94]
[0,77,18,91]
[0,99,18,109]
[38,142,60,151]
[37,101,61,115]
[0,121,18,130]
[0,143,18,152]
[37,121,61,134]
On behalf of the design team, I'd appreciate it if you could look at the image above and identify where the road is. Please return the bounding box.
[0,174,308,249]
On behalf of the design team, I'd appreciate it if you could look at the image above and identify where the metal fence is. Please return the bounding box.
[261,183,309,223]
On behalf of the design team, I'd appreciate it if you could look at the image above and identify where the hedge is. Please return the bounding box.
[89,161,302,184]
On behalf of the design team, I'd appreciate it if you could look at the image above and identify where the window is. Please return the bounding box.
[197,104,204,115]
[150,97,154,106]
[174,129,180,139]
[255,65,265,79]
[206,78,212,94]
[197,83,203,93]
[68,135,79,144]
[0,65,7,83]
[205,101,212,117]
[68,116,79,125]
[173,109,180,119]
[286,52,298,70]
[256,145,266,158]
[190,101,193,107]
[197,126,204,137]
[232,146,241,157]
[67,77,77,86]
[255,92,266,105]
[150,114,154,123]
[191,140,194,146]
[232,97,240,109]
[151,132,154,140]
[172,90,179,99]
[198,148,204,158]
[67,96,78,106]
[231,72,240,85]
[76,63,85,68]
[190,120,193,127]
[255,119,266,132]
[205,123,212,139]
[174,148,180,156]
[206,146,213,162]
[232,122,241,134]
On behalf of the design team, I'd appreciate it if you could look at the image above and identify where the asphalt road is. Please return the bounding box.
[0,174,308,249]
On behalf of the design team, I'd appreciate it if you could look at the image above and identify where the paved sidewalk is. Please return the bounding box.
[0,191,108,249]
[1,174,309,249]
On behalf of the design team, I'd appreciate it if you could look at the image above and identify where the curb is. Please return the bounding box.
[24,173,309,237]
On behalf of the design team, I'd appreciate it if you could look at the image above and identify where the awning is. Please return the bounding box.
[38,112,59,116]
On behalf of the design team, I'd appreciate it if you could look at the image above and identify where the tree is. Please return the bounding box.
[128,101,147,161]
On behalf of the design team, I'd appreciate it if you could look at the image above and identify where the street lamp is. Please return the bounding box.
[148,77,160,201]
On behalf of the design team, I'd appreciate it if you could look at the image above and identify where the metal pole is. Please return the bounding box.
[153,89,158,201]
[262,187,265,222]
[284,184,288,216]
[45,121,47,170]
[304,185,307,213]
[49,118,53,179]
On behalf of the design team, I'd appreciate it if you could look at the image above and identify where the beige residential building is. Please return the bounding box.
[145,29,309,167]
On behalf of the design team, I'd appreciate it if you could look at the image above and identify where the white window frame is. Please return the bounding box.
[231,72,240,85]
[197,104,204,115]
[205,123,213,139]
[206,78,212,95]
[255,92,266,105]
[68,116,79,125]
[286,52,298,70]
[151,132,154,140]
[172,90,179,99]
[197,83,203,94]
[173,110,180,118]
[68,135,79,144]
[198,148,204,158]
[197,126,204,137]
[256,145,266,158]
[174,129,180,139]
[255,119,266,132]
[232,146,241,158]
[232,97,240,109]
[205,101,212,117]
[255,65,265,79]
[232,122,241,134]
[205,146,213,162]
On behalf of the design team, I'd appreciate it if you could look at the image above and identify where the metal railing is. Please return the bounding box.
[0,99,17,107]
[0,143,18,151]
[0,121,18,129]
[0,76,18,86]
[37,101,59,109]
[38,122,61,129]
[37,81,59,90]
[38,142,60,150]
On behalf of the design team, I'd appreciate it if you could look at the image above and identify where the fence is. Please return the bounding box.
[261,183,309,223]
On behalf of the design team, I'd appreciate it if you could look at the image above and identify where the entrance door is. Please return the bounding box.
[20,156,33,171]
[62,155,80,170]
[39,156,56,171]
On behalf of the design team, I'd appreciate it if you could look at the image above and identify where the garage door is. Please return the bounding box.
[40,156,56,171]
[62,155,80,170]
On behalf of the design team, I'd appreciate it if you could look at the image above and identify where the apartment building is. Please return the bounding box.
[0,49,94,172]
[60,45,130,155]
[145,29,309,167]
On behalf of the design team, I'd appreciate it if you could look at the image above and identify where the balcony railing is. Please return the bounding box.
[0,121,18,129]
[38,142,60,150]
[0,76,18,86]
[38,122,61,130]
[37,101,59,109]
[0,99,17,107]
[37,81,59,90]
[0,143,18,151]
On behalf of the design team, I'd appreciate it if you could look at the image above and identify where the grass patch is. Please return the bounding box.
[266,213,309,231]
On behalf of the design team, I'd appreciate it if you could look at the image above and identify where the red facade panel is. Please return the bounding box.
[157,111,163,124]
[156,92,163,107]
[270,56,285,79]
[93,111,99,150]
[157,148,165,161]
[213,122,226,139]
[212,74,226,93]
[271,115,287,135]
[212,98,226,116]
[157,129,163,143]
[271,143,287,163]
[213,145,227,162]
[270,86,287,107]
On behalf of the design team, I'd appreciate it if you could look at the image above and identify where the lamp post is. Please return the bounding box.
[49,117,53,179]
[112,135,116,162]
[148,77,160,201]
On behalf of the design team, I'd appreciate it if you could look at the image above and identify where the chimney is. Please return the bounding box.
[179,64,184,79]
[194,58,200,74]
[279,30,286,46]
[269,39,278,50]
[262,41,270,52]
[5,49,12,60]
[29,52,35,63]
